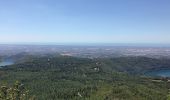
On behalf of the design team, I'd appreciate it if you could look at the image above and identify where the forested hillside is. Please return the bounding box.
[0,56,170,100]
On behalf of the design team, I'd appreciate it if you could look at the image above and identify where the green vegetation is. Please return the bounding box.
[0,81,34,100]
[0,56,170,100]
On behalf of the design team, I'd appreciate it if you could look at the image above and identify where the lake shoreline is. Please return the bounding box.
[145,69,170,77]
[0,60,14,67]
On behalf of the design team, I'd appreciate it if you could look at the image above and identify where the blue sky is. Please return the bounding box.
[0,0,170,44]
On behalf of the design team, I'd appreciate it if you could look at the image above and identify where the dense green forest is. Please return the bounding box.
[1,56,170,100]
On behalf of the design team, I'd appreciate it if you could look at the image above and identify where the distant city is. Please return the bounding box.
[0,44,170,59]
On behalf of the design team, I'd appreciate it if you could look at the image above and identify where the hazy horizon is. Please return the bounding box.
[0,42,170,47]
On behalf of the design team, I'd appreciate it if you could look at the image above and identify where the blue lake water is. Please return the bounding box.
[146,69,170,77]
[0,60,14,67]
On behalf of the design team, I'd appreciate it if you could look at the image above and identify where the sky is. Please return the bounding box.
[0,0,170,44]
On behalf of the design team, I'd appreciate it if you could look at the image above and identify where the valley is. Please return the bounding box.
[0,45,170,100]
[0,51,170,99]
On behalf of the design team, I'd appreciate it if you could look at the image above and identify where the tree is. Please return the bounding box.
[0,81,35,100]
